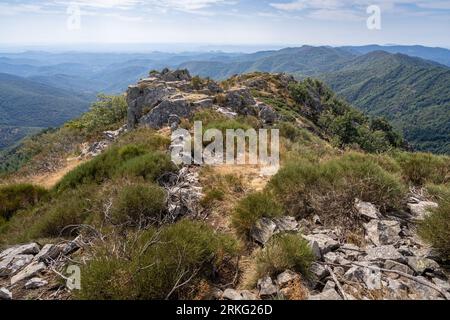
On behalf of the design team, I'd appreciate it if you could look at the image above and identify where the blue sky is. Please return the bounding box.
[0,0,449,49]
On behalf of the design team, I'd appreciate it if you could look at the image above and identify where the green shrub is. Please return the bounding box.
[66,94,127,135]
[232,192,284,237]
[268,152,406,227]
[200,188,225,208]
[118,152,177,182]
[393,152,450,186]
[0,184,48,220]
[419,200,450,261]
[115,129,171,151]
[256,234,314,279]
[28,186,96,238]
[111,184,166,226]
[77,220,240,300]
[55,145,148,191]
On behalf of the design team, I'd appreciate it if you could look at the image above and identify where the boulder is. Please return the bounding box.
[127,83,176,129]
[323,280,336,292]
[250,216,298,245]
[309,263,329,280]
[0,243,40,260]
[273,216,299,233]
[25,277,48,289]
[257,276,278,297]
[139,98,191,129]
[344,265,381,290]
[432,278,450,292]
[251,218,277,245]
[364,245,403,262]
[384,260,414,276]
[364,220,401,246]
[276,270,299,288]
[0,254,33,277]
[159,68,192,82]
[224,88,257,115]
[222,289,258,301]
[323,252,350,265]
[355,199,380,220]
[258,104,277,124]
[406,257,441,275]
[192,98,214,109]
[308,289,342,300]
[0,287,12,300]
[407,201,438,220]
[11,262,46,285]
[303,234,340,259]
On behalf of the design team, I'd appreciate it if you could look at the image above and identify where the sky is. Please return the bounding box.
[0,0,449,50]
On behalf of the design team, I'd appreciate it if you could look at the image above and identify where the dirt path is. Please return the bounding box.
[26,158,84,189]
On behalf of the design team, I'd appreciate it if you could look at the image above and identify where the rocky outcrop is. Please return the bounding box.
[0,238,82,300]
[248,197,449,301]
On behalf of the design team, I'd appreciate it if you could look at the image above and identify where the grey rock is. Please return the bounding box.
[407,257,440,275]
[224,88,257,116]
[0,254,33,277]
[355,199,380,220]
[251,218,277,245]
[140,98,191,129]
[407,201,438,221]
[364,245,403,262]
[258,104,277,124]
[222,289,258,301]
[25,277,48,289]
[432,278,450,292]
[273,216,298,232]
[277,270,299,288]
[378,220,401,245]
[402,276,443,300]
[159,68,192,82]
[34,244,63,263]
[364,220,380,246]
[364,220,401,246]
[257,276,278,297]
[323,252,350,265]
[11,262,46,285]
[384,260,414,276]
[127,83,176,129]
[192,98,214,109]
[344,265,381,290]
[0,287,12,300]
[303,234,340,258]
[0,243,40,260]
[309,289,342,300]
[310,262,329,280]
[323,280,336,292]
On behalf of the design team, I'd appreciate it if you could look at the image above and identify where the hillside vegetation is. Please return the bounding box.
[0,71,449,301]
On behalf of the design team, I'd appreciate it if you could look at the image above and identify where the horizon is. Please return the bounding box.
[1,43,450,54]
[0,1,449,49]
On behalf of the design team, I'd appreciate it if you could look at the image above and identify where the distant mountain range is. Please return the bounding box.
[0,45,449,153]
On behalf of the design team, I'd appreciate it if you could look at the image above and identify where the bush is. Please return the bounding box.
[255,234,314,279]
[268,152,406,228]
[55,145,148,191]
[111,184,166,226]
[419,200,450,261]
[232,192,284,237]
[66,94,127,136]
[393,152,450,186]
[28,186,97,238]
[0,184,48,220]
[118,152,177,182]
[200,188,225,208]
[115,129,171,151]
[77,220,240,300]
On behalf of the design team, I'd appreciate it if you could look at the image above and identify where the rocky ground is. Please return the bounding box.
[1,69,449,300]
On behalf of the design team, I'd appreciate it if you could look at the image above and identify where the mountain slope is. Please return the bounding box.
[0,73,92,128]
[344,45,450,67]
[179,46,356,79]
[321,52,450,154]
